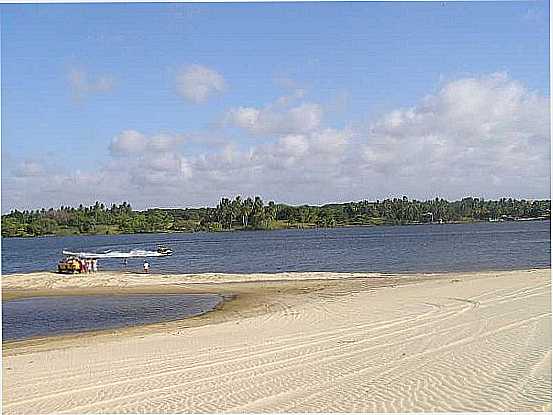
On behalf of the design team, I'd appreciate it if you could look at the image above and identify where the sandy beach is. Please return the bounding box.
[2,268,551,413]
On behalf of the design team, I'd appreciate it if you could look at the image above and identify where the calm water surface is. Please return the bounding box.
[2,221,550,341]
[3,294,222,341]
[2,221,550,275]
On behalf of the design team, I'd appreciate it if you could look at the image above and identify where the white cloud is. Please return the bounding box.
[105,130,192,191]
[262,128,350,167]
[227,107,260,130]
[310,128,349,156]
[278,134,309,157]
[3,73,549,211]
[109,130,147,155]
[244,128,351,181]
[359,73,549,196]
[128,153,193,187]
[176,64,226,103]
[109,131,185,156]
[68,68,114,100]
[148,133,185,153]
[14,160,45,178]
[227,102,322,135]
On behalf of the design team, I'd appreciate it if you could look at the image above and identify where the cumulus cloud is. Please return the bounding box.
[226,102,323,135]
[261,129,350,168]
[202,73,549,202]
[109,130,147,155]
[68,68,114,100]
[176,64,226,103]
[128,154,192,187]
[359,72,549,196]
[278,134,309,157]
[3,73,549,211]
[105,130,192,193]
[148,133,185,153]
[109,130,185,156]
[14,160,45,178]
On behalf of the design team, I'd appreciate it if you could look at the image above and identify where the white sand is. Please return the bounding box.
[2,269,551,413]
[1,270,389,289]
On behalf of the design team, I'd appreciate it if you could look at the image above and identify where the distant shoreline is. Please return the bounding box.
[3,197,550,238]
[2,216,550,239]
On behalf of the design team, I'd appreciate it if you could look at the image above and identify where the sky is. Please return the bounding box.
[1,1,550,212]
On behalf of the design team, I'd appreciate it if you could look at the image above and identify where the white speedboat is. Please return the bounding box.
[156,245,173,256]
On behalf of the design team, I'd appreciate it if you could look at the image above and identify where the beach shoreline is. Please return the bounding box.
[2,270,429,354]
[2,268,551,412]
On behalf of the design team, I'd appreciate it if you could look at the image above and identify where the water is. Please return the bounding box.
[2,294,222,341]
[1,221,550,275]
[2,221,550,341]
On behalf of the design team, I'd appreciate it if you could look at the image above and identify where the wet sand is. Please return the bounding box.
[2,268,551,412]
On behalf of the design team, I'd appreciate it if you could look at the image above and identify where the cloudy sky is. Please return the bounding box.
[1,2,550,212]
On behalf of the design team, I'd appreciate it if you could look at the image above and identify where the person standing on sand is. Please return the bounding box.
[143,261,150,273]
[92,259,98,272]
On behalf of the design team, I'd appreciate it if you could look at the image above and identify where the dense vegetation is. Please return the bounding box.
[1,196,550,237]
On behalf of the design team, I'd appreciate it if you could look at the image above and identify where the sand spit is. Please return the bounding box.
[2,270,397,292]
[2,268,551,413]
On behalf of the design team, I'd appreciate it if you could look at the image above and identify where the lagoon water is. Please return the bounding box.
[2,221,550,341]
[2,220,550,275]
[3,294,222,341]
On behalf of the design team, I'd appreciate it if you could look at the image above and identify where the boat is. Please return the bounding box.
[58,256,83,274]
[62,250,102,259]
[62,246,173,258]
[156,245,173,256]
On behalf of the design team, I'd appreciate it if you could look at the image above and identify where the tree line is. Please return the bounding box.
[1,196,550,237]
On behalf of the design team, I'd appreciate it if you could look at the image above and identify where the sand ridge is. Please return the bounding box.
[2,270,399,291]
[2,268,551,413]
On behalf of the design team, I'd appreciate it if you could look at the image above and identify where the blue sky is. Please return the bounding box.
[1,1,550,211]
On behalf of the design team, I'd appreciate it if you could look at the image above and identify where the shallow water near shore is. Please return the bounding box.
[2,220,550,274]
[2,294,222,341]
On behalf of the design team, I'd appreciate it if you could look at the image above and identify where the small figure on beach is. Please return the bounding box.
[92,259,98,272]
[143,261,150,273]
[123,258,128,267]
[80,259,87,273]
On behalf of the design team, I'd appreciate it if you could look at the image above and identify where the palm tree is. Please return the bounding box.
[243,197,254,227]
[232,196,242,228]
[265,201,277,228]
[251,196,265,228]
[216,197,233,229]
